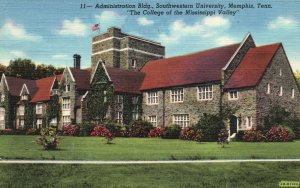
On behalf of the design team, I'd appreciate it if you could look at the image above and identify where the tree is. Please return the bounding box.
[35,64,56,79]
[0,64,6,77]
[6,58,36,79]
[295,70,300,86]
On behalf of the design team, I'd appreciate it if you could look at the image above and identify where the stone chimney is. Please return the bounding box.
[73,54,81,69]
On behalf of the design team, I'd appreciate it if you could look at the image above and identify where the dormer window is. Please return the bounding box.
[65,84,70,92]
[131,59,136,68]
[21,94,28,101]
[0,93,4,102]
[52,89,59,95]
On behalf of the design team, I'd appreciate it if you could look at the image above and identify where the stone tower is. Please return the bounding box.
[91,27,165,74]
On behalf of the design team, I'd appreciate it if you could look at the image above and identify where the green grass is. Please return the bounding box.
[0,135,300,160]
[0,162,300,187]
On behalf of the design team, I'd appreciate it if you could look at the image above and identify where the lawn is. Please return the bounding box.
[0,135,300,160]
[0,162,299,187]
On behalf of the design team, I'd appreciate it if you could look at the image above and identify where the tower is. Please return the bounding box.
[91,27,165,75]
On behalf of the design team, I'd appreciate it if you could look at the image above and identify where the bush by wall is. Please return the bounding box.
[90,125,115,144]
[162,124,181,139]
[242,130,265,142]
[179,127,203,142]
[128,120,154,137]
[266,127,294,142]
[62,125,79,136]
[235,130,246,141]
[103,121,126,137]
[148,127,164,137]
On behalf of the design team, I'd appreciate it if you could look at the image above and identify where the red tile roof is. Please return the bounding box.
[70,68,90,91]
[224,43,281,89]
[106,67,145,94]
[30,75,62,103]
[140,43,240,90]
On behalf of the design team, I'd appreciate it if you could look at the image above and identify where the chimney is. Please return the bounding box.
[73,54,81,69]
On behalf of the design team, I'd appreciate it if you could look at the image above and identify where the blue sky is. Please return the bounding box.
[0,0,299,71]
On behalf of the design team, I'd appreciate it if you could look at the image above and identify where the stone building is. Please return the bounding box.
[0,28,299,136]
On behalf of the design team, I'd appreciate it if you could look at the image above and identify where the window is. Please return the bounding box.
[21,94,28,100]
[116,111,123,123]
[198,85,213,100]
[131,59,136,68]
[65,84,71,92]
[0,93,4,102]
[52,89,59,95]
[173,114,189,128]
[62,98,70,110]
[20,119,24,128]
[279,86,283,96]
[147,91,158,105]
[36,119,43,128]
[267,83,270,94]
[63,116,71,125]
[170,88,184,103]
[245,116,252,128]
[132,97,139,120]
[36,103,43,114]
[279,69,282,76]
[148,116,157,127]
[50,118,57,126]
[116,95,123,103]
[19,105,25,116]
[228,91,238,100]
[0,108,5,129]
[104,90,107,102]
[292,89,295,99]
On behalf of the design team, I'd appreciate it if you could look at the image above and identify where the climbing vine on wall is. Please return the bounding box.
[0,88,13,128]
[24,103,35,129]
[46,95,61,127]
[123,94,133,125]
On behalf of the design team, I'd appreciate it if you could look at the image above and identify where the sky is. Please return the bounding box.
[0,0,299,71]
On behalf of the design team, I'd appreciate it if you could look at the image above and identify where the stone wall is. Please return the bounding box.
[256,46,300,127]
[222,88,257,130]
[142,83,221,127]
[223,34,255,85]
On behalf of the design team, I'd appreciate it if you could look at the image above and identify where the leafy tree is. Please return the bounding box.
[55,67,65,75]
[0,64,6,77]
[35,64,56,79]
[295,70,300,86]
[6,58,36,79]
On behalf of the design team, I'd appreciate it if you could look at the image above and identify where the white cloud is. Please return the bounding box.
[56,18,88,37]
[290,58,300,72]
[95,11,126,30]
[268,16,298,29]
[10,50,26,57]
[52,54,68,59]
[0,20,42,41]
[137,17,154,26]
[215,36,237,46]
[203,16,230,27]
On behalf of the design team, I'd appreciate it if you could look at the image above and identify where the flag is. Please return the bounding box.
[92,24,100,31]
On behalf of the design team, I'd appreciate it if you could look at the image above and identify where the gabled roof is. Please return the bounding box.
[106,67,145,94]
[224,43,281,89]
[140,43,241,90]
[69,68,90,91]
[5,76,37,96]
[31,75,62,103]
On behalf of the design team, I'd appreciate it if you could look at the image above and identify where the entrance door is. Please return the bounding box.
[230,115,238,135]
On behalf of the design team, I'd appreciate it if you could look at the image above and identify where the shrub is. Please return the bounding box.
[218,129,229,147]
[148,127,164,137]
[103,121,126,137]
[179,127,203,142]
[62,125,79,136]
[242,130,265,142]
[77,122,95,136]
[266,127,294,142]
[0,128,14,135]
[128,120,154,137]
[194,113,225,141]
[235,130,246,141]
[26,128,37,135]
[14,129,26,135]
[279,125,296,140]
[35,128,63,150]
[90,125,115,144]
[162,124,181,139]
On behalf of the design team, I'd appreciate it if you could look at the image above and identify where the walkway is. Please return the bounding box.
[0,159,300,164]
